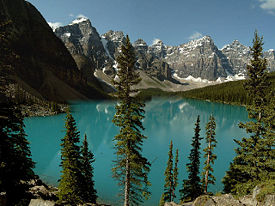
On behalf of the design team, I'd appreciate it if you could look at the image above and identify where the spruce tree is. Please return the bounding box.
[164,140,174,202]
[159,193,165,206]
[80,134,97,203]
[112,35,151,206]
[202,115,217,194]
[0,16,35,205]
[58,112,84,205]
[223,31,275,195]
[180,115,203,202]
[172,149,179,201]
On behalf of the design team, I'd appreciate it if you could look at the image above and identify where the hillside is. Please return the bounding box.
[0,0,108,103]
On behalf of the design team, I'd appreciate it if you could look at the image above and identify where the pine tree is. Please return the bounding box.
[112,35,151,206]
[223,31,275,195]
[58,112,84,205]
[180,115,203,202]
[202,115,217,194]
[0,16,35,205]
[172,149,179,201]
[159,193,165,206]
[80,134,97,203]
[164,140,174,202]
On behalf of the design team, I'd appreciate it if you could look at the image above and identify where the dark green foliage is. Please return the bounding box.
[177,72,275,106]
[180,115,203,202]
[58,112,84,205]
[80,134,97,203]
[163,141,179,202]
[0,16,35,205]
[159,193,165,206]
[164,141,174,202]
[223,32,275,196]
[202,115,217,194]
[112,35,151,206]
[172,149,179,201]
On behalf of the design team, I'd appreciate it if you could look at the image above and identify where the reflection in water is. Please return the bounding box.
[25,98,249,205]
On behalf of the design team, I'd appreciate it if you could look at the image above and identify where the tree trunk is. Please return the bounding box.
[124,157,130,206]
[204,141,211,194]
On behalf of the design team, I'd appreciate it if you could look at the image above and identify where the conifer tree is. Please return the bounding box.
[58,112,84,205]
[164,141,174,202]
[80,134,97,203]
[172,149,179,201]
[112,35,151,206]
[159,193,165,206]
[0,16,35,205]
[202,115,217,194]
[223,31,275,195]
[180,115,203,202]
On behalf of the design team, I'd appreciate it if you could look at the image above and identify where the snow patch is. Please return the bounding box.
[48,22,62,31]
[64,33,71,37]
[70,17,88,25]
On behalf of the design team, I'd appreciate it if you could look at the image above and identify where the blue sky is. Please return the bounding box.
[27,0,275,50]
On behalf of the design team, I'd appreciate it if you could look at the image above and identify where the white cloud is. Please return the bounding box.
[76,14,88,19]
[188,32,203,40]
[48,22,63,31]
[69,13,74,17]
[258,0,275,15]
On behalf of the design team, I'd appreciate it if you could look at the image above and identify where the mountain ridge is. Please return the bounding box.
[52,17,275,89]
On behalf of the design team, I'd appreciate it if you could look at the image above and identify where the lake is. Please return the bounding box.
[24,98,249,205]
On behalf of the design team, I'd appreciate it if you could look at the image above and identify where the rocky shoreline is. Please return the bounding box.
[21,103,68,117]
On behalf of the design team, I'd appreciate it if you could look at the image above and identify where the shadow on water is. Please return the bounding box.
[25,98,249,205]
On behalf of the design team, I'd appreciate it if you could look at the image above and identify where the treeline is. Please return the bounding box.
[176,72,275,106]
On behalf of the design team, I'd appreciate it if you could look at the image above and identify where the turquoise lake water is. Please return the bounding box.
[24,98,249,205]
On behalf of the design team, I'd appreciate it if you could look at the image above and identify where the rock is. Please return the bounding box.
[239,195,257,206]
[29,184,58,200]
[212,194,244,206]
[164,202,181,206]
[262,194,275,206]
[29,199,56,206]
[0,192,7,206]
[193,195,213,206]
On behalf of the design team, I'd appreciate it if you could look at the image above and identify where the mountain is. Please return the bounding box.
[0,0,107,102]
[163,36,231,81]
[53,17,275,90]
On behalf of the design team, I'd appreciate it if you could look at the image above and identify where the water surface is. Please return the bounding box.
[25,98,249,205]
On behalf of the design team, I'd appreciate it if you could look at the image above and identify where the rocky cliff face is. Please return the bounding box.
[53,17,275,84]
[264,49,275,71]
[221,40,250,75]
[55,18,109,82]
[0,0,106,102]
[163,36,230,80]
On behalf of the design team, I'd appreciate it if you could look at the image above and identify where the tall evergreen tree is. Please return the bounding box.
[112,35,151,206]
[180,115,203,202]
[202,115,217,194]
[223,31,275,195]
[80,134,97,203]
[163,141,179,202]
[163,141,174,202]
[58,112,84,205]
[172,149,179,201]
[0,16,35,205]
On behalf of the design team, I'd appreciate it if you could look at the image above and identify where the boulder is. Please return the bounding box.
[164,202,181,206]
[193,195,213,206]
[212,194,244,206]
[0,192,7,206]
[29,199,56,206]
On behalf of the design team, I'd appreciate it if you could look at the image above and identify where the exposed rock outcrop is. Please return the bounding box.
[0,0,107,102]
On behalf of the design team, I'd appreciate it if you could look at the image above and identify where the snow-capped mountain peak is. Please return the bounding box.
[70,17,89,25]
